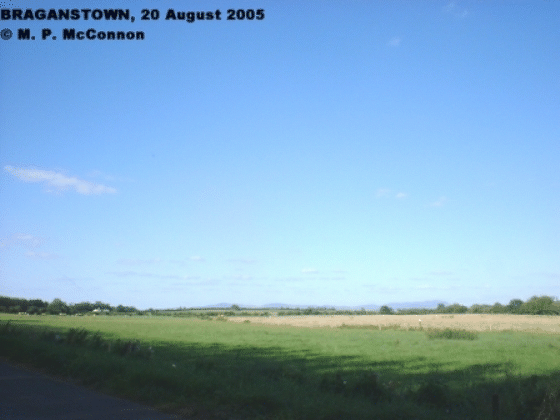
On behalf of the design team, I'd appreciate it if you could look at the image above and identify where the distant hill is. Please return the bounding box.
[261,303,307,309]
[383,300,448,310]
[194,300,448,311]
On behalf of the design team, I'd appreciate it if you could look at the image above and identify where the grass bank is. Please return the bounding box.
[1,314,559,419]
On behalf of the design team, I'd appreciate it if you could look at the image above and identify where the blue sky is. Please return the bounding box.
[1,1,559,310]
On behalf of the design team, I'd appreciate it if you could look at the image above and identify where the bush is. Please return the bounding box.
[537,381,560,420]
[88,331,104,348]
[351,369,388,401]
[0,320,13,334]
[319,370,348,394]
[416,378,449,407]
[425,328,478,340]
[66,328,89,345]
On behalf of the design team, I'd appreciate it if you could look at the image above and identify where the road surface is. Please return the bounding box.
[0,358,180,419]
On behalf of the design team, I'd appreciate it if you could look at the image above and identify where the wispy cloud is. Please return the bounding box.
[430,196,447,207]
[0,233,44,249]
[388,37,401,47]
[302,268,318,274]
[230,274,254,281]
[377,189,407,199]
[108,270,200,281]
[428,270,454,276]
[415,284,436,290]
[189,256,205,262]
[228,258,256,264]
[117,258,162,265]
[444,1,468,18]
[539,272,560,280]
[376,188,391,198]
[4,166,117,195]
[87,170,116,181]
[25,251,59,260]
[87,170,134,183]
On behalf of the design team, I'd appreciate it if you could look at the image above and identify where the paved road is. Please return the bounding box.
[0,359,180,419]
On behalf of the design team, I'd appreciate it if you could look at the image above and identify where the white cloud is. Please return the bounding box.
[416,284,434,289]
[231,274,253,281]
[228,258,256,264]
[428,270,454,276]
[0,233,44,249]
[538,272,560,280]
[87,170,134,183]
[87,170,115,181]
[109,270,199,281]
[430,196,447,207]
[444,1,456,12]
[376,188,391,198]
[388,37,401,47]
[377,189,407,199]
[444,1,468,18]
[302,268,318,274]
[189,256,205,262]
[25,251,59,259]
[15,233,43,247]
[4,165,117,195]
[117,258,161,265]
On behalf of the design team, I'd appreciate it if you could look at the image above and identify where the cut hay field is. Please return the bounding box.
[228,313,560,334]
[1,313,560,420]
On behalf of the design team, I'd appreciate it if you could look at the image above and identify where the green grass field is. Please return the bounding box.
[1,314,559,419]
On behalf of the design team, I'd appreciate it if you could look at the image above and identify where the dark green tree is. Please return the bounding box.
[490,302,506,314]
[93,301,112,311]
[116,305,137,313]
[71,302,94,313]
[472,304,492,313]
[525,295,558,315]
[379,305,394,315]
[47,298,69,314]
[446,303,468,314]
[28,299,47,309]
[507,299,524,314]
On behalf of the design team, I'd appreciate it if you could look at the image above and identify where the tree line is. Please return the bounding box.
[0,295,558,316]
[0,296,137,315]
[271,296,559,316]
[377,295,560,316]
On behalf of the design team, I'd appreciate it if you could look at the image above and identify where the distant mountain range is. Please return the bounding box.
[194,300,448,311]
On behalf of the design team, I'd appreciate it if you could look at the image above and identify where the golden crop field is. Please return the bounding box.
[228,313,560,334]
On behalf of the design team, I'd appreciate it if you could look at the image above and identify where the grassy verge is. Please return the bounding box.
[1,315,560,419]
